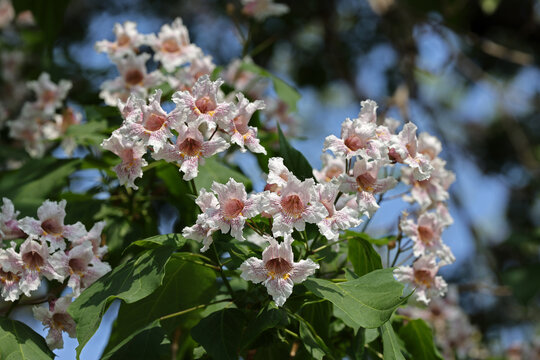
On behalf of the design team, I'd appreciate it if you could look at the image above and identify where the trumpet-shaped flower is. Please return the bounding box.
[33,296,77,350]
[172,75,234,128]
[313,153,346,183]
[182,189,220,252]
[95,21,144,57]
[101,131,148,190]
[340,159,397,217]
[263,177,328,237]
[27,73,72,115]
[0,197,25,241]
[17,238,63,294]
[218,93,266,154]
[388,123,433,181]
[148,18,202,72]
[19,200,86,251]
[314,182,361,241]
[240,236,318,306]
[400,212,455,265]
[394,255,447,305]
[152,122,229,180]
[0,248,24,301]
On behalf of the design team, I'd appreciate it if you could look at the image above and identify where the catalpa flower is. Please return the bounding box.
[149,18,202,72]
[314,182,362,241]
[218,93,266,154]
[313,153,346,183]
[222,58,268,99]
[152,122,229,180]
[169,54,215,91]
[340,158,397,218]
[400,212,455,265]
[388,123,433,181]
[241,0,290,21]
[265,157,296,194]
[27,73,72,116]
[182,189,220,252]
[263,176,327,237]
[16,238,63,295]
[50,242,111,296]
[207,178,263,241]
[101,131,148,190]
[19,200,87,251]
[323,100,386,161]
[72,221,107,259]
[0,248,24,301]
[100,52,164,106]
[402,158,454,210]
[417,132,442,161]
[122,90,175,152]
[172,75,234,128]
[33,296,77,350]
[393,255,447,305]
[0,197,25,241]
[240,236,318,306]
[95,21,144,57]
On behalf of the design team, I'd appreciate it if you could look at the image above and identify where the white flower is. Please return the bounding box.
[393,255,447,305]
[0,248,24,301]
[182,189,220,252]
[33,296,77,350]
[148,18,202,72]
[95,21,144,57]
[313,153,346,183]
[241,0,290,21]
[17,238,63,295]
[27,73,72,116]
[240,236,318,306]
[388,123,433,181]
[262,176,328,237]
[265,157,297,193]
[314,182,362,241]
[0,197,25,241]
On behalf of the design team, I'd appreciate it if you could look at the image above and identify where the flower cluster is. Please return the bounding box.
[6,73,82,157]
[0,198,111,350]
[241,0,290,21]
[181,99,454,306]
[101,74,267,188]
[96,18,215,106]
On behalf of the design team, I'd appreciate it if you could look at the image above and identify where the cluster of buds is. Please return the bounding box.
[0,198,111,350]
[6,73,82,158]
[101,75,267,189]
[180,99,455,306]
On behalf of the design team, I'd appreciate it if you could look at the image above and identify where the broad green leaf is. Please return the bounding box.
[301,300,332,343]
[103,255,217,353]
[380,322,405,360]
[348,327,365,360]
[398,319,443,360]
[348,236,383,276]
[0,158,80,216]
[277,124,314,180]
[191,308,247,360]
[365,327,379,343]
[344,230,395,247]
[304,268,405,329]
[69,246,174,358]
[298,319,328,360]
[101,320,167,360]
[64,120,109,146]
[124,233,187,254]
[240,62,301,112]
[195,157,251,191]
[240,305,288,350]
[0,317,55,360]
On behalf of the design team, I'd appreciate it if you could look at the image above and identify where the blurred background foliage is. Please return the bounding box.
[1,0,540,357]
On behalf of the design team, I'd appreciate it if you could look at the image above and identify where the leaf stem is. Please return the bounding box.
[212,243,236,299]
[159,298,233,321]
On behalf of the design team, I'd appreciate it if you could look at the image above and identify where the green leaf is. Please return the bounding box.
[124,233,187,254]
[348,327,365,360]
[365,327,379,344]
[301,300,332,343]
[64,120,109,146]
[298,318,329,360]
[348,236,383,276]
[240,62,301,112]
[240,305,288,349]
[0,158,80,216]
[277,123,313,180]
[103,255,217,353]
[0,317,55,359]
[195,157,251,191]
[344,230,396,247]
[502,263,540,304]
[191,308,247,360]
[68,246,174,359]
[101,320,167,360]
[399,319,443,360]
[380,322,406,360]
[304,268,405,330]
